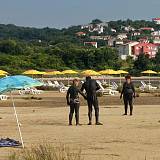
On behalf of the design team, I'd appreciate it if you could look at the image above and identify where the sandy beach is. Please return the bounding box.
[0,91,160,160]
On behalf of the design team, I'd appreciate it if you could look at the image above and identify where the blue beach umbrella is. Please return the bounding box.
[0,75,43,148]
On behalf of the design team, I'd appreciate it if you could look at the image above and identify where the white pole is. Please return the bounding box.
[10,92,24,148]
[120,74,122,86]
[149,73,150,90]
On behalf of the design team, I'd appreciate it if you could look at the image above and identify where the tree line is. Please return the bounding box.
[0,39,159,75]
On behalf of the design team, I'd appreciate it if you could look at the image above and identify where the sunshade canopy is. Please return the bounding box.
[62,70,78,74]
[116,70,129,74]
[141,70,157,74]
[23,70,44,75]
[81,70,101,76]
[44,71,62,75]
[0,75,43,94]
[99,69,117,75]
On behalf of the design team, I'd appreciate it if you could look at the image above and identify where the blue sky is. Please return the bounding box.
[0,0,159,28]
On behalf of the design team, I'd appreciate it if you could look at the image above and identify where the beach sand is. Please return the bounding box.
[0,91,160,160]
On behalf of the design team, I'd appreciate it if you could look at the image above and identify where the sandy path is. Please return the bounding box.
[1,101,160,160]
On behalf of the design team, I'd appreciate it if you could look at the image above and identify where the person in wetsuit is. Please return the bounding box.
[81,76,103,125]
[120,75,136,116]
[66,79,86,126]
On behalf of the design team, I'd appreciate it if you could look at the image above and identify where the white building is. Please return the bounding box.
[152,18,160,24]
[84,42,98,48]
[151,31,160,36]
[153,36,160,44]
[116,41,139,60]
[117,33,128,40]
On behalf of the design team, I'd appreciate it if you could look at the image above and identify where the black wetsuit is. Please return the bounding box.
[66,85,86,125]
[121,82,135,115]
[81,79,101,124]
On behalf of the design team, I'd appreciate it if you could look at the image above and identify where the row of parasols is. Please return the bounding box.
[0,69,159,76]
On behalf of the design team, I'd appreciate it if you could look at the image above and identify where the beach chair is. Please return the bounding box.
[140,81,157,91]
[58,82,69,93]
[111,81,119,90]
[47,81,56,87]
[0,95,9,100]
[97,81,118,96]
[30,87,43,94]
[54,81,61,88]
[19,87,43,95]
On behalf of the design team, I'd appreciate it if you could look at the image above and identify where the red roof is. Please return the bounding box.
[84,42,97,45]
[153,18,160,20]
[140,27,154,30]
[134,42,157,47]
[76,32,86,35]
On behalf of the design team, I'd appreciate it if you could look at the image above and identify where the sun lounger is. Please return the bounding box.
[0,95,9,100]
[97,81,118,96]
[19,87,43,95]
[140,81,157,91]
[59,82,69,93]
[46,81,56,87]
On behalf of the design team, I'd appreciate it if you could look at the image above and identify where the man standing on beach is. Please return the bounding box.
[66,79,86,126]
[81,76,103,125]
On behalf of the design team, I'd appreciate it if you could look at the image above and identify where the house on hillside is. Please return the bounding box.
[151,31,160,36]
[76,32,86,36]
[122,26,135,32]
[131,31,141,36]
[81,24,93,29]
[117,33,128,40]
[140,27,154,32]
[111,28,117,32]
[84,42,98,48]
[81,22,108,34]
[132,42,158,58]
[116,41,139,60]
[152,18,160,24]
[90,35,110,40]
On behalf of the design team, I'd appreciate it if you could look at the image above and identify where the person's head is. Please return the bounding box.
[73,79,79,86]
[86,76,91,81]
[125,75,131,83]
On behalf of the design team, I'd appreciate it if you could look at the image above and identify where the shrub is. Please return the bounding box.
[9,143,83,160]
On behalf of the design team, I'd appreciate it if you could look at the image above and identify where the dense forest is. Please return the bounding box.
[0,19,159,75]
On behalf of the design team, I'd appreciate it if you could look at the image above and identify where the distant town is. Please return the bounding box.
[76,18,160,60]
